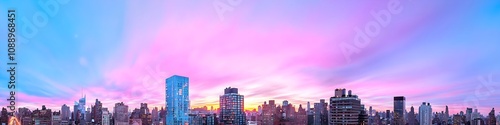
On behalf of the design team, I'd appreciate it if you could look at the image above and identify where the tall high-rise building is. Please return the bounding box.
[61,104,71,121]
[102,108,110,125]
[297,104,308,124]
[140,103,150,114]
[140,103,152,125]
[488,108,496,125]
[368,106,373,125]
[386,110,390,120]
[329,89,367,125]
[314,99,328,125]
[113,102,129,125]
[91,99,103,124]
[152,107,161,125]
[160,107,166,124]
[166,75,190,125]
[373,112,382,125]
[219,87,246,125]
[466,108,473,123]
[393,96,406,125]
[473,109,478,121]
[130,108,143,125]
[444,106,449,124]
[85,107,91,124]
[101,108,111,125]
[307,102,311,114]
[73,104,81,124]
[73,95,86,124]
[281,101,295,121]
[407,106,418,125]
[261,100,278,125]
[0,108,8,124]
[359,105,368,125]
[33,105,52,125]
[369,106,373,117]
[418,102,432,125]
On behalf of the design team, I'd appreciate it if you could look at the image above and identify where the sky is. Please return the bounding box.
[1,0,499,115]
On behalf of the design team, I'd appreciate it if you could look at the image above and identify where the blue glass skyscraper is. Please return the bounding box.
[166,75,190,125]
[74,95,86,124]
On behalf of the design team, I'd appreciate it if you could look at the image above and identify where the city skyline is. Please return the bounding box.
[1,0,500,117]
[2,86,498,116]
[3,86,498,124]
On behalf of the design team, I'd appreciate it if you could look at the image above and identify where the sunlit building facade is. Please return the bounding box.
[166,75,190,125]
[219,87,246,125]
[329,88,368,125]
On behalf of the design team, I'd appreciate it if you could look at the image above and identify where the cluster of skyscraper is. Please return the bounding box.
[0,75,499,125]
[0,99,169,125]
[368,99,498,125]
[165,75,247,125]
[375,99,431,125]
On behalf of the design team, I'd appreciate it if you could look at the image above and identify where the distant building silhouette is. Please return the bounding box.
[61,104,70,122]
[488,108,496,125]
[466,107,473,124]
[407,106,418,125]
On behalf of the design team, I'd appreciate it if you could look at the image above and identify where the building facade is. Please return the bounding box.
[189,113,216,125]
[52,111,61,125]
[91,99,103,124]
[393,96,406,125]
[407,106,418,125]
[314,99,328,125]
[0,108,8,125]
[219,87,246,125]
[488,108,496,125]
[102,108,111,125]
[33,105,52,125]
[114,102,129,125]
[61,104,70,122]
[166,75,190,125]
[261,100,278,125]
[418,102,432,125]
[329,89,368,125]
